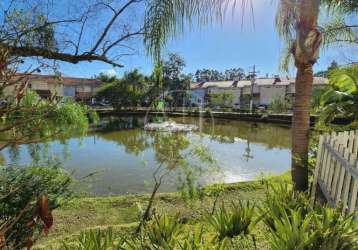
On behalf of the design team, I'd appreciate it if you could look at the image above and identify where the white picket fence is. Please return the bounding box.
[312,130,358,214]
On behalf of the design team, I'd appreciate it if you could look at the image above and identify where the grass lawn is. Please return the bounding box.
[35,173,290,249]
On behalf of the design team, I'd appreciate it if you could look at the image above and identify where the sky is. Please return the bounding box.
[42,0,357,79]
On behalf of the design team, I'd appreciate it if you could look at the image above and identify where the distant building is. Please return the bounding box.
[62,77,102,103]
[190,77,328,108]
[3,74,102,102]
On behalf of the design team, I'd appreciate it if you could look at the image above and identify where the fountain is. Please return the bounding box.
[144,120,198,132]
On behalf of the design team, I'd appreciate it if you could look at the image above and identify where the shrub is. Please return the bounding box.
[179,225,229,250]
[261,184,358,250]
[0,165,73,249]
[209,201,257,241]
[62,228,125,250]
[268,96,292,113]
[311,206,358,250]
[259,183,310,231]
[266,208,315,250]
[144,214,182,249]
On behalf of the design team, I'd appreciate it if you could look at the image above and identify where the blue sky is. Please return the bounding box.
[54,0,356,79]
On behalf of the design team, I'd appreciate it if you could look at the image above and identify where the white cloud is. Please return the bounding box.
[100,69,117,76]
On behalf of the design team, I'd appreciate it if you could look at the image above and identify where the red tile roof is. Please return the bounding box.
[15,74,102,86]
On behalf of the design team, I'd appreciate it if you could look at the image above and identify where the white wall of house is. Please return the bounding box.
[30,80,64,96]
[76,85,93,93]
[241,84,259,95]
[64,86,76,98]
[259,85,286,105]
[190,78,328,108]
[190,88,206,107]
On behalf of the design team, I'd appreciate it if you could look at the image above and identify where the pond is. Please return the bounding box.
[1,116,291,196]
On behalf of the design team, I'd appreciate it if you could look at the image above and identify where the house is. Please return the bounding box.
[3,74,64,99]
[62,77,102,103]
[190,81,245,108]
[190,76,328,108]
[3,74,102,103]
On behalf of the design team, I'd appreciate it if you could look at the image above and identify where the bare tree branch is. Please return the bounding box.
[2,44,125,67]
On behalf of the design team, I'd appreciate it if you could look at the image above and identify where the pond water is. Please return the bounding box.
[1,116,291,195]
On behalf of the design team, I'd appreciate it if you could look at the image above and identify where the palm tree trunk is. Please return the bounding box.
[291,0,321,191]
[292,63,313,191]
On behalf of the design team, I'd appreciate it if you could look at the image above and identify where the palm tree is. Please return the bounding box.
[143,0,356,191]
[277,0,357,190]
[275,0,322,191]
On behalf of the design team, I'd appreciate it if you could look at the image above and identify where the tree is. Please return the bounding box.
[163,53,186,80]
[210,92,235,109]
[95,73,117,84]
[0,1,145,246]
[328,60,339,71]
[224,68,246,80]
[318,64,358,126]
[96,69,150,109]
[276,0,323,191]
[314,61,340,77]
[162,53,191,106]
[0,0,145,68]
[193,68,245,82]
[277,0,357,190]
[194,69,224,82]
[0,50,96,248]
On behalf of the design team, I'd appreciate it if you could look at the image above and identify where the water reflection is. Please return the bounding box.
[1,117,291,195]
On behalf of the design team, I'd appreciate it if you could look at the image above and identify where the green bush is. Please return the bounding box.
[268,96,292,113]
[311,206,358,250]
[261,184,358,250]
[179,225,229,250]
[144,214,182,249]
[0,165,73,249]
[62,228,125,250]
[267,208,315,250]
[259,183,310,231]
[209,201,257,241]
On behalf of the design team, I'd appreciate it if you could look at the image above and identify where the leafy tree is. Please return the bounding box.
[210,92,235,109]
[163,53,186,80]
[318,64,358,126]
[136,132,215,233]
[224,68,246,81]
[0,91,97,151]
[194,69,224,82]
[314,61,340,77]
[95,73,117,84]
[193,68,245,82]
[328,60,339,71]
[96,69,151,109]
[162,53,191,106]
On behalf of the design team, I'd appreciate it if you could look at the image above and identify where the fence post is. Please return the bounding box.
[311,134,324,206]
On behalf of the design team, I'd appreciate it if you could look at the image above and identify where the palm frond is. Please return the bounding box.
[318,64,358,124]
[321,0,358,14]
[279,42,294,72]
[275,0,298,43]
[329,64,358,91]
[144,0,250,63]
[320,16,356,47]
